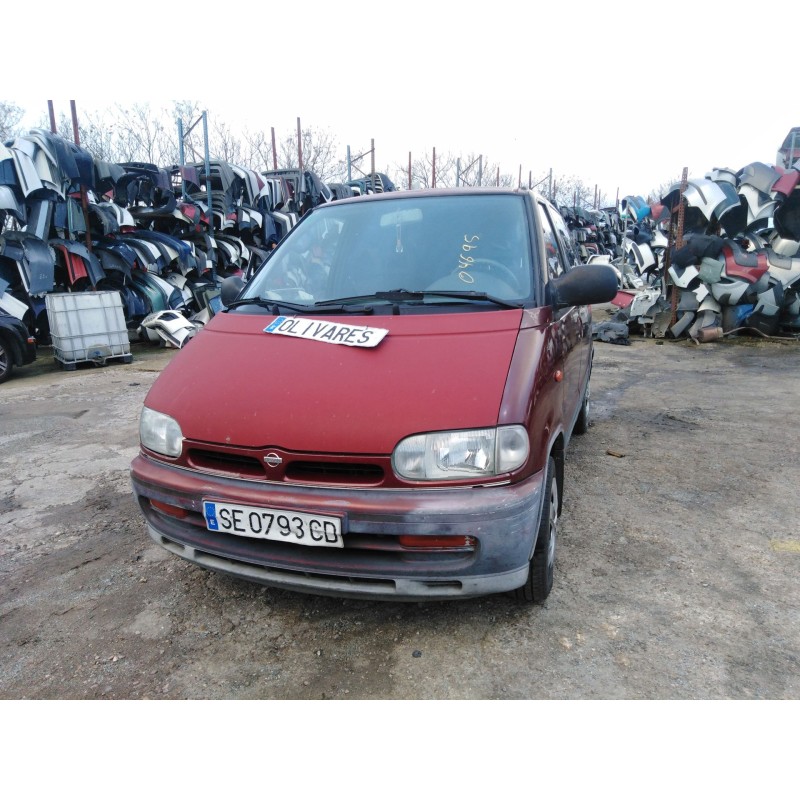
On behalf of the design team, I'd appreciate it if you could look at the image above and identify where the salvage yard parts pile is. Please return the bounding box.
[0,127,398,373]
[4,122,800,379]
[608,157,800,343]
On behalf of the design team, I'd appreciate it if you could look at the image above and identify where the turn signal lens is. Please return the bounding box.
[150,500,188,519]
[399,535,476,549]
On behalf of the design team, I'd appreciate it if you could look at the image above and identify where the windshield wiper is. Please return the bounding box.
[318,289,521,309]
[419,290,523,309]
[225,297,310,313]
[225,297,373,315]
[313,294,386,308]
[344,289,523,309]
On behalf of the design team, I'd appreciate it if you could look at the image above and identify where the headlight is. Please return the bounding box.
[392,425,529,481]
[140,407,183,457]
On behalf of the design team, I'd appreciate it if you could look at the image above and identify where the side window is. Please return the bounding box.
[538,203,568,281]
[552,216,582,270]
[544,204,582,271]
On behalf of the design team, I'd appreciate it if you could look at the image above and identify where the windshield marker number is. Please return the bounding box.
[457,235,479,284]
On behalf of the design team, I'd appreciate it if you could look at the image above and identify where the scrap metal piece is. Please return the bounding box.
[753,280,784,318]
[773,190,800,240]
[683,178,728,221]
[668,263,700,288]
[711,181,742,221]
[0,232,55,296]
[688,309,723,340]
[770,236,800,257]
[738,162,782,195]
[139,310,197,348]
[692,325,724,342]
[766,251,800,288]
[771,169,800,200]
[669,311,695,338]
[711,277,752,305]
[706,167,738,185]
[738,184,778,225]
[8,146,43,197]
[628,287,662,318]
[0,185,24,223]
[630,241,656,272]
[698,296,722,313]
[677,290,699,312]
[722,303,755,331]
[698,256,725,284]
[651,308,673,338]
[692,283,710,304]
[650,229,669,250]
[720,241,769,282]
[621,195,650,222]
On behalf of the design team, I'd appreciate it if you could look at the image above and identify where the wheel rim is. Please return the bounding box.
[546,475,558,574]
[0,344,8,375]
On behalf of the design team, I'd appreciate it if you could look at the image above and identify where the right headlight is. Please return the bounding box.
[392,425,529,481]
[139,407,183,457]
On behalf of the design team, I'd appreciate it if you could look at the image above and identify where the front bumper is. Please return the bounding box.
[130,453,545,601]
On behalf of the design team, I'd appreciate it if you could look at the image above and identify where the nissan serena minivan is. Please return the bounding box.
[131,188,617,603]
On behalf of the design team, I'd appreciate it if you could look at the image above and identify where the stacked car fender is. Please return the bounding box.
[616,160,800,339]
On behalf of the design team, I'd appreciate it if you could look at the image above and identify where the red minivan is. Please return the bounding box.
[131,188,617,603]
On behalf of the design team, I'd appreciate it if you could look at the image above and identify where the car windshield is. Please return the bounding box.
[243,193,534,308]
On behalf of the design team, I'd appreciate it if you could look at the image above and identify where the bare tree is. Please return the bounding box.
[647,176,682,205]
[272,125,343,181]
[398,149,458,188]
[453,153,514,188]
[241,128,276,172]
[0,101,24,141]
[5,101,631,210]
[548,173,597,210]
[208,118,248,166]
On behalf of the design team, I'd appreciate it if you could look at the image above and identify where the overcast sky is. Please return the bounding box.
[8,1,798,203]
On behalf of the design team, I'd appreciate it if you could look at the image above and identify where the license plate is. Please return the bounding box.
[202,500,344,548]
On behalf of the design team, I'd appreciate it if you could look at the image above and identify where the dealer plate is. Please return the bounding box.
[203,500,343,548]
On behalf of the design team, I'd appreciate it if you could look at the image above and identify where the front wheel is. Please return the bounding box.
[513,456,558,603]
[0,337,13,384]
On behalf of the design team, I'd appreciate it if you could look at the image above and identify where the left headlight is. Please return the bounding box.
[392,425,529,481]
[140,407,184,457]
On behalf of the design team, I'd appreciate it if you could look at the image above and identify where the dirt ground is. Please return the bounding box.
[1,319,799,701]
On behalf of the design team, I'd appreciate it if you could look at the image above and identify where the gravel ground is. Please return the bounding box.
[0,326,800,796]
[1,330,799,704]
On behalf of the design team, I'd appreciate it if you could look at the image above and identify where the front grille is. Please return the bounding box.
[182,445,388,486]
[187,449,266,479]
[285,461,384,485]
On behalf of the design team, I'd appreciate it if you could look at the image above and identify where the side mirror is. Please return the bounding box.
[220,275,245,308]
[550,264,619,309]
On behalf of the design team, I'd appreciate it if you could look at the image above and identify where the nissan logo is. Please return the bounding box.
[264,453,283,468]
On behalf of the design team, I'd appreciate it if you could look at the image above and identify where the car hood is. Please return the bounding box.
[144,309,527,453]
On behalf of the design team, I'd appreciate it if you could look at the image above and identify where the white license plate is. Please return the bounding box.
[202,500,343,548]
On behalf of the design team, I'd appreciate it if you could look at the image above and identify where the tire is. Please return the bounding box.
[513,456,558,603]
[0,337,13,384]
[574,383,590,435]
